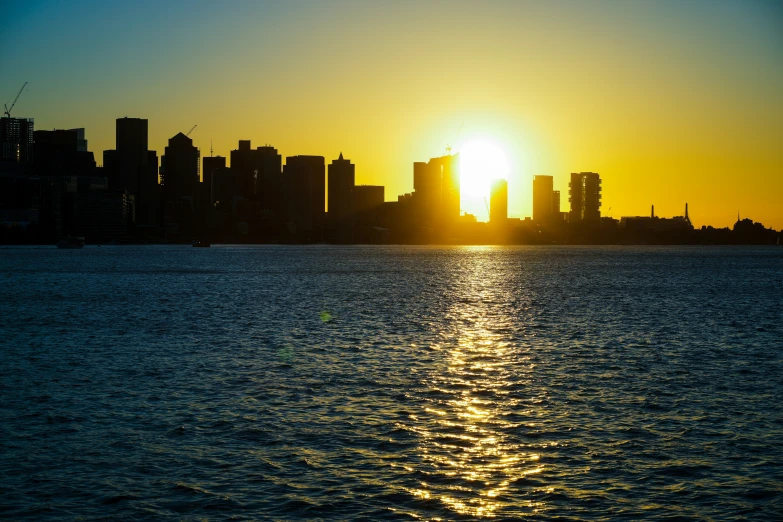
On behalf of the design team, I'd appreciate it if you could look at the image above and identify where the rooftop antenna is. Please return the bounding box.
[445,122,464,156]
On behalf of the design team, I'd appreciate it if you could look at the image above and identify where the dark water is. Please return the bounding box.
[1,245,781,520]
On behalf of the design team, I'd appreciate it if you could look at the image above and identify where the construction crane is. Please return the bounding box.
[3,82,28,118]
[186,124,197,137]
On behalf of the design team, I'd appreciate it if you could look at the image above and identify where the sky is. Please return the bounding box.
[2,0,782,228]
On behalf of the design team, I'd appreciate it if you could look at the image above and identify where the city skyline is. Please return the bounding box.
[2,0,783,228]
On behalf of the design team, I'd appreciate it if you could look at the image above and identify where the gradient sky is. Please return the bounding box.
[2,0,782,227]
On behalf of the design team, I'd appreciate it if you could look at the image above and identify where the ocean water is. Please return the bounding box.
[0,245,781,520]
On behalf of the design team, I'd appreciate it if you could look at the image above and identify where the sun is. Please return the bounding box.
[458,140,509,216]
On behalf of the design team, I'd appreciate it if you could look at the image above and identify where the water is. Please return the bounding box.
[1,245,781,520]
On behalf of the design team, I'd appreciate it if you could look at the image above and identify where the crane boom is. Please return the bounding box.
[186,124,197,137]
[3,82,28,118]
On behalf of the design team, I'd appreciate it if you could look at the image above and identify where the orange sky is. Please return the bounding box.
[2,0,781,228]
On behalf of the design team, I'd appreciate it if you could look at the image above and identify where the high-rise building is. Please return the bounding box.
[412,153,460,225]
[230,141,282,204]
[161,133,200,200]
[328,153,355,221]
[283,155,325,236]
[0,117,34,165]
[490,178,508,225]
[203,155,226,204]
[533,175,554,222]
[103,117,159,227]
[569,172,602,221]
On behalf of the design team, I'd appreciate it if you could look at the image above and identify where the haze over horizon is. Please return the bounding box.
[2,0,782,228]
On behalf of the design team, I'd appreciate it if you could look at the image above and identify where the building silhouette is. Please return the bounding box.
[161,133,200,200]
[0,116,34,166]
[353,185,384,216]
[103,117,159,227]
[412,153,460,225]
[283,155,325,238]
[533,175,555,222]
[203,155,226,204]
[569,172,601,221]
[490,178,507,225]
[328,153,355,221]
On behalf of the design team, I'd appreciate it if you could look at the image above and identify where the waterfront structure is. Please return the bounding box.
[283,155,325,236]
[569,172,602,221]
[490,178,508,225]
[328,153,355,221]
[161,133,200,200]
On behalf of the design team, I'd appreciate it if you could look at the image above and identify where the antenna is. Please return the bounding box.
[445,122,464,156]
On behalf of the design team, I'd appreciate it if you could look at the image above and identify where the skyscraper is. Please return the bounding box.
[160,133,200,200]
[203,155,226,204]
[533,175,554,222]
[490,178,508,225]
[283,155,325,237]
[103,117,159,227]
[412,153,460,225]
[569,172,602,221]
[328,153,355,221]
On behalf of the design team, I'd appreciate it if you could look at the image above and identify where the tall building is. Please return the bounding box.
[412,153,460,225]
[0,117,34,165]
[230,140,282,204]
[490,178,508,225]
[103,117,159,227]
[533,175,554,222]
[203,155,226,204]
[283,155,325,236]
[328,153,355,221]
[160,133,200,200]
[569,172,602,221]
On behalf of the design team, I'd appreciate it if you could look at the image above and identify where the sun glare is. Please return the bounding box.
[459,140,509,206]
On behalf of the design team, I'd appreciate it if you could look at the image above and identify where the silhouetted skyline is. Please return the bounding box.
[2,0,782,228]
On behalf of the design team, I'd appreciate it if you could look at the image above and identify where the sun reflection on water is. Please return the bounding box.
[407,249,545,518]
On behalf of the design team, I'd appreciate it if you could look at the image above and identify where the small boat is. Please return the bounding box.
[192,240,211,248]
[57,236,85,249]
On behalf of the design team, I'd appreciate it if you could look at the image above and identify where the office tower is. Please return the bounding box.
[569,172,602,221]
[328,153,355,221]
[33,129,96,177]
[490,178,508,225]
[353,185,384,215]
[103,117,159,227]
[533,175,554,222]
[412,153,460,225]
[203,155,226,204]
[160,133,200,200]
[0,117,34,165]
[283,155,325,236]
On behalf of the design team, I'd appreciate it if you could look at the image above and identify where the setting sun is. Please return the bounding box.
[459,140,510,219]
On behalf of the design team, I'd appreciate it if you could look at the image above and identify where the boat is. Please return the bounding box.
[192,240,211,248]
[57,236,85,249]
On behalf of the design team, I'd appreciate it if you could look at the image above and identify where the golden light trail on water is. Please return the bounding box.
[406,247,548,517]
